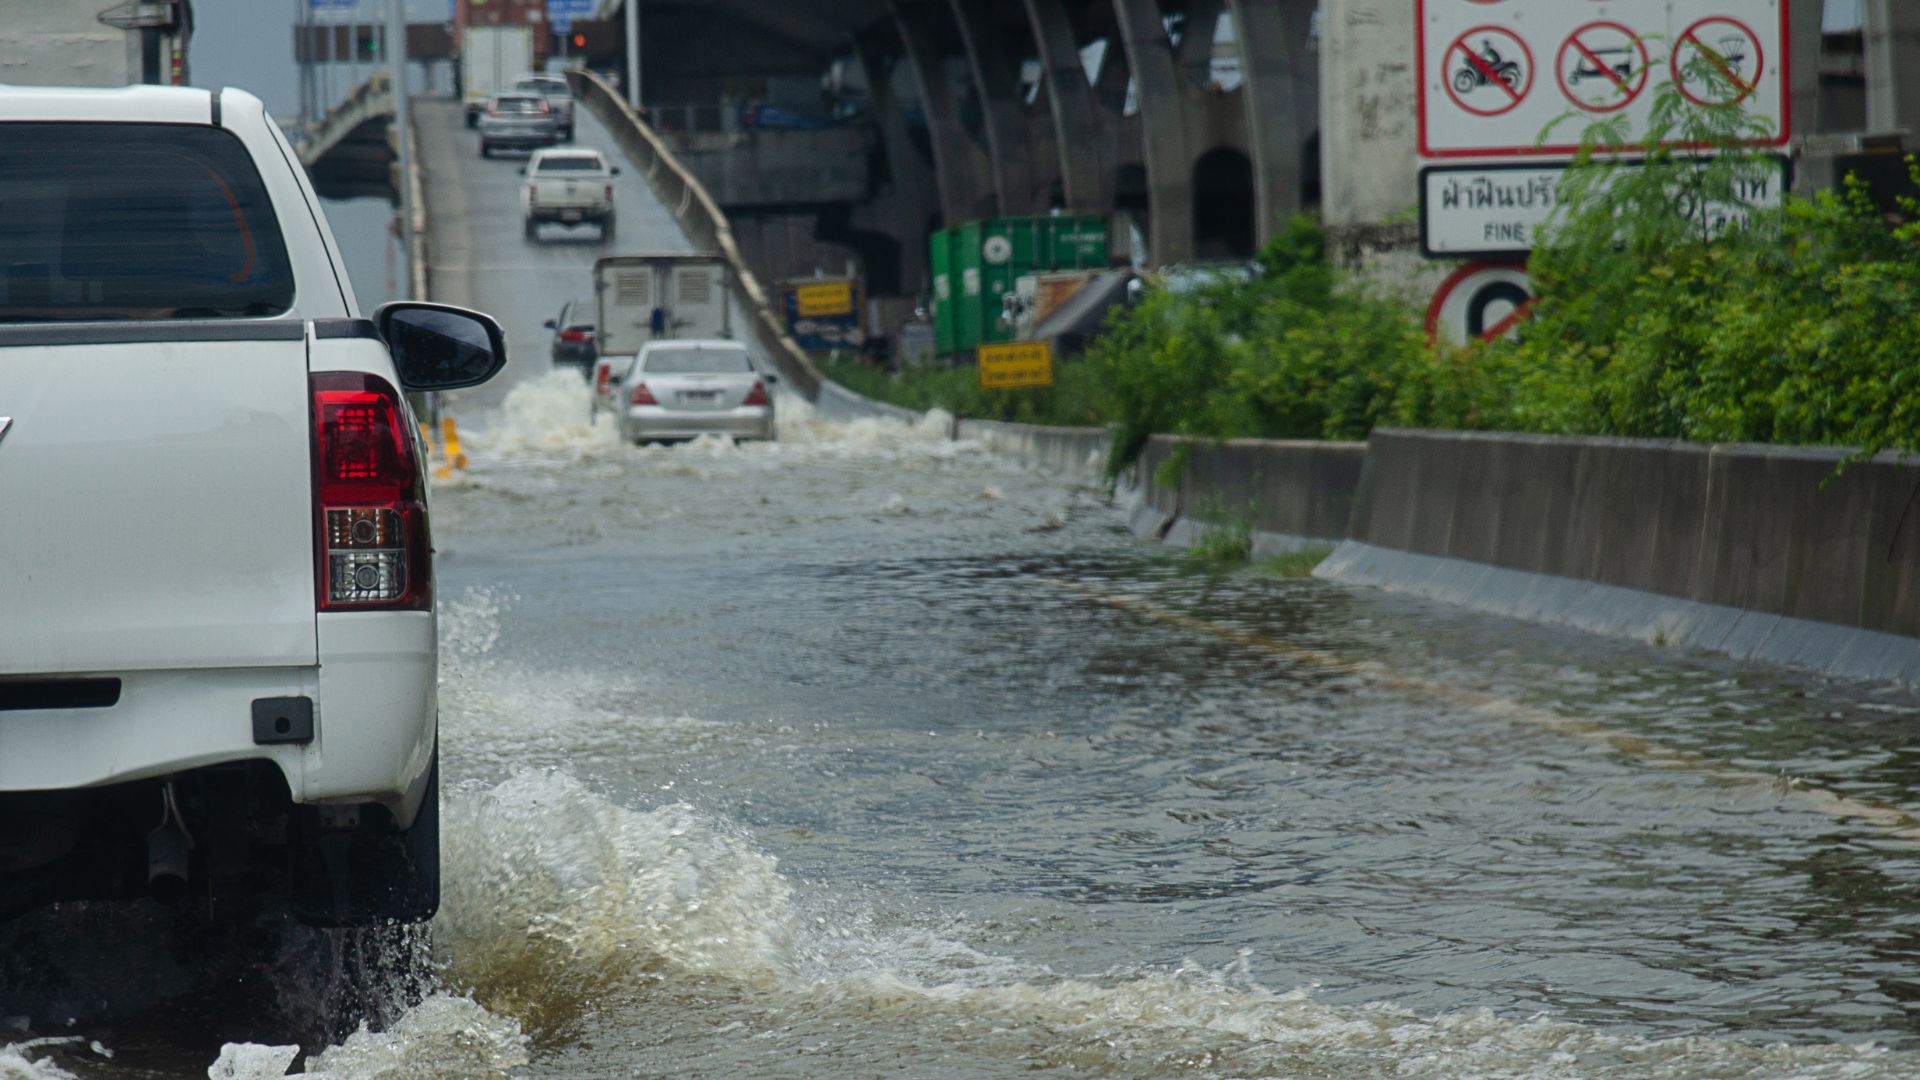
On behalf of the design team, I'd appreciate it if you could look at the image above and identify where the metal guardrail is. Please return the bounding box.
[567,70,826,402]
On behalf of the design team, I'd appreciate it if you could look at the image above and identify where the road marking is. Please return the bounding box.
[1050,578,1920,845]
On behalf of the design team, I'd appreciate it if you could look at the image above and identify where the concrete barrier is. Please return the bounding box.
[959,421,1365,554]
[1323,429,1920,682]
[957,420,1112,484]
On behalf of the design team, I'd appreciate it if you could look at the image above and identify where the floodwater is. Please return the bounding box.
[10,374,1920,1078]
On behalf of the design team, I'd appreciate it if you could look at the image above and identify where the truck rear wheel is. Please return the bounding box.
[288,749,440,928]
[524,218,539,242]
[601,215,616,243]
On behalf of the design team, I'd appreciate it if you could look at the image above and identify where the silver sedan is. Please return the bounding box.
[617,341,776,443]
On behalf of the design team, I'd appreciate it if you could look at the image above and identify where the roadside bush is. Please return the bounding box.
[831,60,1920,469]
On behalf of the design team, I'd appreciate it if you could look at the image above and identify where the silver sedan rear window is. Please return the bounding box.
[643,348,752,374]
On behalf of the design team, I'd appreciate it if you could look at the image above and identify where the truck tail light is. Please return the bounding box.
[629,381,658,406]
[605,184,614,202]
[741,381,770,406]
[312,371,428,611]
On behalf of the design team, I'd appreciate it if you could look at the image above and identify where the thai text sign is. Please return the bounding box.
[1416,0,1790,159]
[978,341,1055,390]
[1420,158,1790,259]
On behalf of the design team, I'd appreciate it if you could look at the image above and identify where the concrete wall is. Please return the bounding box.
[964,420,1920,683]
[1137,435,1365,553]
[957,421,1366,555]
[1326,429,1920,682]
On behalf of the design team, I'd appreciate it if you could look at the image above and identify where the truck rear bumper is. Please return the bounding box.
[0,612,435,825]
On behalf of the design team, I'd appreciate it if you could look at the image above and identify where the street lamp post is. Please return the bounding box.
[387,0,414,295]
[625,0,641,111]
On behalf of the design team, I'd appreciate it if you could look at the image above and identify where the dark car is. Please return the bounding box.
[544,299,597,373]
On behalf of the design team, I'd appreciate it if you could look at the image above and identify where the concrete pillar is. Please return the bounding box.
[892,0,998,224]
[1108,0,1196,264]
[948,0,1057,214]
[853,32,941,295]
[1020,0,1114,211]
[1229,0,1310,244]
[1176,0,1225,86]
[1319,0,1420,268]
[1864,0,1920,137]
[1788,0,1822,142]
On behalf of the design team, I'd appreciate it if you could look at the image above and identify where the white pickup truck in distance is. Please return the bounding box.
[0,85,506,929]
[521,147,619,241]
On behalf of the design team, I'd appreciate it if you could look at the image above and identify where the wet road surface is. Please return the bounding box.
[6,98,1920,1079]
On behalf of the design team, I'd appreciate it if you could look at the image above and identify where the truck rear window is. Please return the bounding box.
[0,123,295,322]
[536,156,604,173]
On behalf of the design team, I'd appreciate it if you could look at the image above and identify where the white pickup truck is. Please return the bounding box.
[521,147,618,242]
[0,85,505,928]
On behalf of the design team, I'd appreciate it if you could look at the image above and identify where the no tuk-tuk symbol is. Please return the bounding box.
[1443,26,1533,118]
[1557,21,1649,113]
[1672,16,1764,107]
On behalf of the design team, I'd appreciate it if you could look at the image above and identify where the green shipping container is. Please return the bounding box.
[1043,214,1110,270]
[928,214,1113,356]
[953,220,985,355]
[978,218,1041,347]
[929,229,955,356]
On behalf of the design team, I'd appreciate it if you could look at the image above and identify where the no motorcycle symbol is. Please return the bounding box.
[1444,27,1532,118]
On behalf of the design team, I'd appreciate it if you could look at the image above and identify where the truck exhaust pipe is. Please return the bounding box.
[146,782,193,902]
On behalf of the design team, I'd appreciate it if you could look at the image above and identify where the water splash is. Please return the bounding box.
[457,370,618,461]
[434,771,794,1042]
[0,1039,82,1080]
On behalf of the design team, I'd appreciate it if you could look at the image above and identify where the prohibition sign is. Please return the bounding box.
[1443,27,1533,118]
[1557,21,1648,113]
[1672,17,1763,107]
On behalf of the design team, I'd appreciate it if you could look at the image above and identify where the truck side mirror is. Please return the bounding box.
[610,166,621,175]
[375,301,508,391]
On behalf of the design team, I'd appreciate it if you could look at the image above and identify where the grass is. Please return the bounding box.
[1253,545,1335,578]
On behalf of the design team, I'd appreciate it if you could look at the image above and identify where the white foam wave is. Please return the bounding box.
[0,1040,80,1080]
[418,771,1914,1077]
[457,370,619,461]
[297,994,528,1079]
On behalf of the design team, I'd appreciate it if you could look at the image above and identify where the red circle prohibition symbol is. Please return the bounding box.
[1556,21,1650,114]
[1442,27,1534,118]
[1671,16,1763,108]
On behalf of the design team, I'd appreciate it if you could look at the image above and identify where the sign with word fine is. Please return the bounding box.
[1419,157,1790,259]
[1416,0,1790,159]
[977,341,1054,390]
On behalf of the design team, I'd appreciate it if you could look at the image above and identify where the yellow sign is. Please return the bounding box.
[977,341,1055,390]
[794,281,854,318]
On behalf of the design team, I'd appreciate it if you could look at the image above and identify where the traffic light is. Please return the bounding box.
[573,33,586,48]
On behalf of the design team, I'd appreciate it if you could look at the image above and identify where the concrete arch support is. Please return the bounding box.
[1108,0,1197,264]
[892,0,998,225]
[948,0,1060,215]
[1020,0,1111,211]
[1864,0,1920,137]
[1228,0,1313,245]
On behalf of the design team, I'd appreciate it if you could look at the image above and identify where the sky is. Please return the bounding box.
[188,0,460,306]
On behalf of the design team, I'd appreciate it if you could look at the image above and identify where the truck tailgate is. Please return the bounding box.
[534,178,605,208]
[0,335,318,674]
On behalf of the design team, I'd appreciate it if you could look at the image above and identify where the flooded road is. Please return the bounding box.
[8,98,1920,1078]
